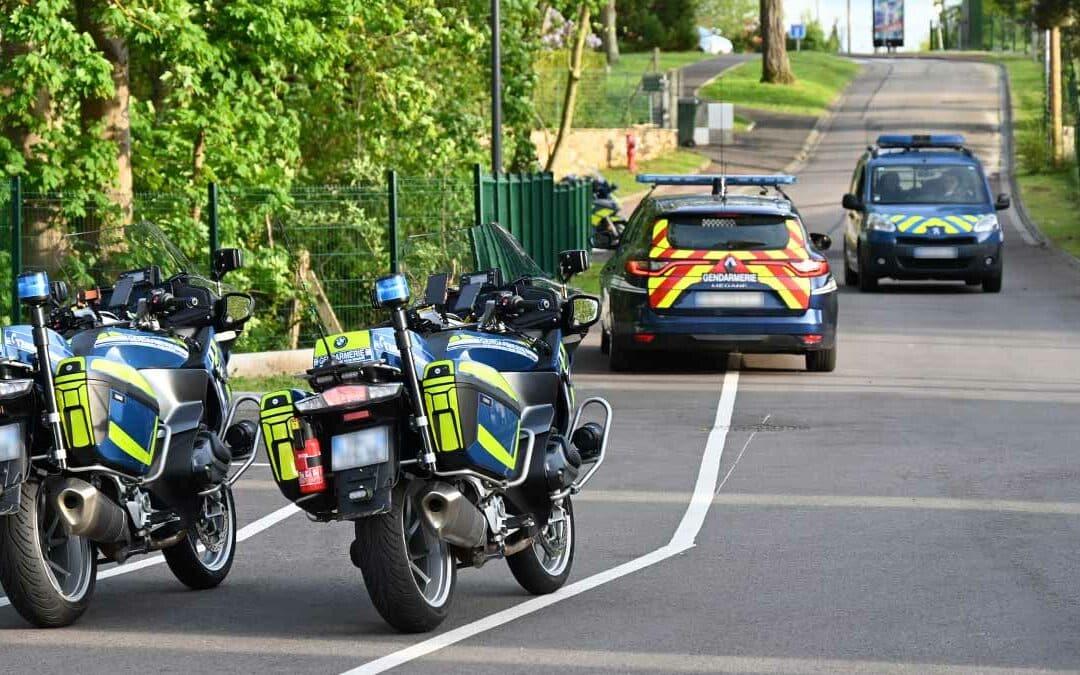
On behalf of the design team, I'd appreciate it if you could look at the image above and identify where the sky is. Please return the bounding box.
[783,0,936,53]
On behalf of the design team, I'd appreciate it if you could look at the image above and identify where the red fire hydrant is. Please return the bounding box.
[626,133,638,173]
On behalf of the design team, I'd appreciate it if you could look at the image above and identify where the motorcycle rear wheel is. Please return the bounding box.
[507,497,575,595]
[354,482,456,633]
[0,479,96,627]
[163,486,236,590]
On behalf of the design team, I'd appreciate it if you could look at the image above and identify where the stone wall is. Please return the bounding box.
[532,125,676,178]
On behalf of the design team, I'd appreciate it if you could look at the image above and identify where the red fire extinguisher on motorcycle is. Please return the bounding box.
[291,418,327,494]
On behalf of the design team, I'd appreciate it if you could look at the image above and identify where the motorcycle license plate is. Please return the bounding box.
[912,246,959,259]
[694,291,766,309]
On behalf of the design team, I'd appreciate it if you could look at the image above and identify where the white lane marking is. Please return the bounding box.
[343,370,740,675]
[0,503,300,608]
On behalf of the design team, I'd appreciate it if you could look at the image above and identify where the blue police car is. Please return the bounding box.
[597,174,839,372]
[841,134,1010,293]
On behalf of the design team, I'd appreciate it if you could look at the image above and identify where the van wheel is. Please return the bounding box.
[983,272,1002,293]
[806,348,837,372]
[843,243,858,285]
[857,246,878,292]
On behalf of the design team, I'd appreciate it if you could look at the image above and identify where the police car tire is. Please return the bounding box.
[806,348,836,372]
[600,328,611,354]
[983,272,1002,293]
[608,337,634,372]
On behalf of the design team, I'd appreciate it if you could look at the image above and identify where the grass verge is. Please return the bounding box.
[699,52,860,117]
[602,148,710,197]
[988,53,1080,258]
[231,374,303,393]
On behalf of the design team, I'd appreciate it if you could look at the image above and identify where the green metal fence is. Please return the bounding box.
[4,168,592,350]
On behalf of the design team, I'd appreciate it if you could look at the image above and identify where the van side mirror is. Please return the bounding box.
[841,193,863,211]
[995,193,1011,211]
[558,250,589,282]
[809,233,832,251]
[212,248,243,280]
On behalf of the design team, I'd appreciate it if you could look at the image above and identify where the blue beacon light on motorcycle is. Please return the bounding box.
[17,271,50,304]
[372,274,410,308]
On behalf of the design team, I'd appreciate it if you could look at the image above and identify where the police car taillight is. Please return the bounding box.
[625,260,664,276]
[790,260,829,277]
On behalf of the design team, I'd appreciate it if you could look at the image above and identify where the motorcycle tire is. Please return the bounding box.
[507,497,575,595]
[164,486,236,590]
[0,479,97,627]
[354,482,456,633]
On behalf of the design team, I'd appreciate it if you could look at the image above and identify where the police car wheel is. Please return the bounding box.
[600,327,610,354]
[806,348,836,373]
[982,272,1002,293]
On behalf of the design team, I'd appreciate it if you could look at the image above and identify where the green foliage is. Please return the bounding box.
[785,16,829,52]
[697,0,758,52]
[617,0,700,52]
[1,1,546,344]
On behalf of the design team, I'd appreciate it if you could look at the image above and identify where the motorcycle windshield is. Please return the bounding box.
[52,221,197,291]
[400,222,550,287]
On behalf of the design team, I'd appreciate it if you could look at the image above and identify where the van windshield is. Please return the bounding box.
[871,164,988,205]
[665,214,792,251]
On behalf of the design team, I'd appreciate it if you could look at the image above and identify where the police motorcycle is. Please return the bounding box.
[563,173,626,249]
[0,222,258,627]
[259,224,611,632]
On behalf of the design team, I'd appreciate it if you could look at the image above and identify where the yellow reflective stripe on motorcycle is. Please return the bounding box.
[109,420,154,466]
[458,361,519,402]
[477,423,517,470]
[89,358,155,398]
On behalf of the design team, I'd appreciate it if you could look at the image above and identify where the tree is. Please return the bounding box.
[760,0,794,84]
[618,0,699,51]
[602,0,619,65]
[544,2,592,172]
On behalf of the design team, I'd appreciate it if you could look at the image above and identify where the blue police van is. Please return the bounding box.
[841,134,1010,293]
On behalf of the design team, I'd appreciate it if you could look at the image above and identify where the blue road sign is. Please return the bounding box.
[789,23,806,40]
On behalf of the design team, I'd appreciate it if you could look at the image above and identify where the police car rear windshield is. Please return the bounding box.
[666,215,791,251]
[871,165,988,205]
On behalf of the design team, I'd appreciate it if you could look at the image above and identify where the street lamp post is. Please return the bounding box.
[491,0,503,173]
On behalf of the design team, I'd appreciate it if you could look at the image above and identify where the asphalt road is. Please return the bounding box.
[3,58,1080,674]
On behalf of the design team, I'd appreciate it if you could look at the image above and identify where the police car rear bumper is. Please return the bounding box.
[609,289,837,353]
[866,236,1002,280]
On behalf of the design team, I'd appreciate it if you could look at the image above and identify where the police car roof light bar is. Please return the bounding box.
[875,134,966,149]
[635,173,797,197]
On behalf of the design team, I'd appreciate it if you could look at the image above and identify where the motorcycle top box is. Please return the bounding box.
[54,355,160,476]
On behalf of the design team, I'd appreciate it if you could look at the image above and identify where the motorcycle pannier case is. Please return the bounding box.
[422,360,523,481]
[259,389,307,502]
[54,356,160,477]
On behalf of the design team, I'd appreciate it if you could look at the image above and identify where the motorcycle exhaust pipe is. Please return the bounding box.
[418,482,486,549]
[54,478,129,544]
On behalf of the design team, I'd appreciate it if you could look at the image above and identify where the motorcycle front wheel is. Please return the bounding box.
[0,479,96,627]
[354,481,456,633]
[163,486,236,589]
[507,497,575,595]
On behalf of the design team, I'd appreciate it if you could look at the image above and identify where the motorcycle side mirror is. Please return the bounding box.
[211,248,244,281]
[589,231,619,250]
[562,294,600,333]
[558,250,589,282]
[50,280,69,305]
[809,233,832,251]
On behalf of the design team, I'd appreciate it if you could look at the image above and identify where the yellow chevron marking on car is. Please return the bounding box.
[889,214,978,234]
[652,264,713,309]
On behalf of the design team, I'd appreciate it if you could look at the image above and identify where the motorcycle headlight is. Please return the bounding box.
[331,425,390,470]
[974,214,1000,232]
[868,214,896,232]
[0,379,33,401]
[0,422,25,462]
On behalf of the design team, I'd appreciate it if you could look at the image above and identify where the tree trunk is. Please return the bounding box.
[544,3,591,174]
[602,0,619,66]
[77,1,133,224]
[761,0,795,84]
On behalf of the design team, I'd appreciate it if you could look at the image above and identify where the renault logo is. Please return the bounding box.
[724,257,738,272]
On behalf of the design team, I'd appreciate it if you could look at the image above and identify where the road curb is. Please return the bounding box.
[783,85,851,176]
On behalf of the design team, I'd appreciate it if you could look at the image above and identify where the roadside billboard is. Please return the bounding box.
[873,0,904,47]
